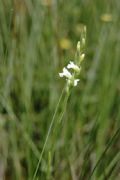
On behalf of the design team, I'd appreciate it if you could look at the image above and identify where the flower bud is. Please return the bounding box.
[80,53,85,63]
[82,38,85,46]
[77,41,80,52]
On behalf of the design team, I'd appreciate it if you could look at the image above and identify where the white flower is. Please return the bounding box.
[59,67,72,79]
[59,64,80,87]
[74,79,80,86]
[67,61,80,72]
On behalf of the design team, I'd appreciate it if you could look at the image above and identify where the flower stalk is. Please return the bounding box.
[33,26,86,180]
[59,27,86,93]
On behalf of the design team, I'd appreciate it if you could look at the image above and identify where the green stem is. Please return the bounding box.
[33,86,68,180]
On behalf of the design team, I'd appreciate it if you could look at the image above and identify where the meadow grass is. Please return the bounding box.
[0,0,120,179]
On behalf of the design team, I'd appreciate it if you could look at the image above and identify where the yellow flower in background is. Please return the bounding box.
[41,0,52,6]
[100,13,113,22]
[59,38,72,50]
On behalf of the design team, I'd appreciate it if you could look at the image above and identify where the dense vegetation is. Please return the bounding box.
[0,0,120,179]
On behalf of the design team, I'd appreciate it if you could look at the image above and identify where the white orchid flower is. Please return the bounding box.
[74,79,80,86]
[67,61,80,72]
[59,67,72,79]
[59,37,86,90]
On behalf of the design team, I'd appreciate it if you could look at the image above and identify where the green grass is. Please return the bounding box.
[0,0,120,179]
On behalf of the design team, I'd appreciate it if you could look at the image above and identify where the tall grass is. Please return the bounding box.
[0,0,120,179]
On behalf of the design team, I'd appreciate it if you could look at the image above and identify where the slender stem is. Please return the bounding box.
[33,87,67,180]
[58,91,69,123]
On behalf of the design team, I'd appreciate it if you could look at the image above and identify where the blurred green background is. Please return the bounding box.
[0,0,120,179]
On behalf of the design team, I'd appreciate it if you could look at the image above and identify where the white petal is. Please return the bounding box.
[63,67,69,74]
[67,61,80,72]
[67,61,74,69]
[74,79,80,86]
[63,67,72,78]
[59,73,64,77]
[59,67,72,79]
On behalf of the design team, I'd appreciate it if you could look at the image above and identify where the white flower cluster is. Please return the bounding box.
[59,35,86,90]
[59,61,80,87]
